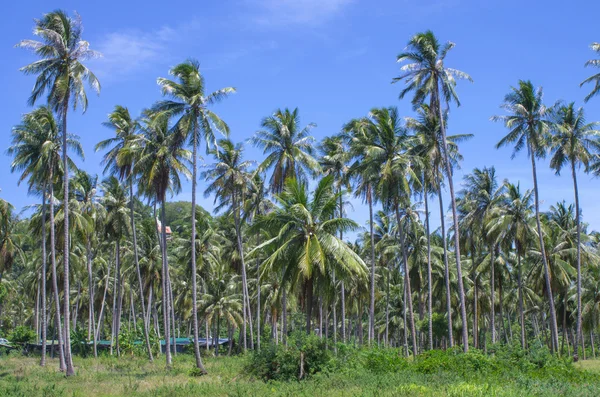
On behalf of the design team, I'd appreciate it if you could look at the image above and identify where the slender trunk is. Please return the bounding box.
[438,186,454,347]
[424,183,433,350]
[368,185,376,343]
[49,182,66,370]
[491,245,496,344]
[62,100,75,375]
[395,203,417,356]
[86,240,97,357]
[517,244,526,349]
[160,200,172,367]
[319,296,323,338]
[333,271,338,346]
[189,128,206,370]
[282,283,287,346]
[96,262,110,341]
[73,280,81,330]
[115,240,122,355]
[338,188,346,343]
[233,190,248,351]
[572,161,582,361]
[169,271,176,356]
[305,277,314,334]
[403,280,408,357]
[473,261,478,349]
[35,278,40,344]
[40,188,48,366]
[529,148,559,350]
[256,234,261,350]
[436,88,468,352]
[385,260,390,347]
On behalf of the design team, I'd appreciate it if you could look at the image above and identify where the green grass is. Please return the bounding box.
[1,352,600,396]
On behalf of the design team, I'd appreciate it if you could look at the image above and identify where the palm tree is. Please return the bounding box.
[17,10,100,375]
[135,112,191,367]
[319,135,351,343]
[581,43,600,103]
[393,30,472,351]
[254,176,368,334]
[202,139,254,350]
[8,106,81,369]
[97,105,153,361]
[549,102,600,360]
[492,80,559,352]
[154,60,234,370]
[251,108,320,194]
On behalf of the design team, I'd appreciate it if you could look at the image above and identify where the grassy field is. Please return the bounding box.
[2,352,600,396]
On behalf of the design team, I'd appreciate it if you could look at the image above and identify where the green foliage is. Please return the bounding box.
[247,332,332,381]
[8,325,36,344]
[70,327,91,357]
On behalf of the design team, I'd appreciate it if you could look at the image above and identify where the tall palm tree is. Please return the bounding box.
[581,43,600,103]
[253,176,367,334]
[136,112,191,367]
[549,103,600,360]
[17,10,100,375]
[154,60,234,370]
[393,30,472,351]
[319,135,351,343]
[8,106,81,369]
[492,80,559,352]
[97,105,153,361]
[202,139,254,350]
[407,105,472,348]
[251,108,320,194]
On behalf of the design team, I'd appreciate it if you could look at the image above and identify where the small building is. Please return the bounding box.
[156,219,172,240]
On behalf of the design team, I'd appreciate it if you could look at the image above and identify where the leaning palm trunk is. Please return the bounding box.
[338,189,346,343]
[529,146,559,351]
[395,204,417,356]
[49,182,66,370]
[61,102,75,375]
[435,88,468,352]
[189,133,206,370]
[572,160,583,361]
[129,181,154,362]
[86,240,97,357]
[40,187,48,366]
[438,186,454,347]
[367,185,376,343]
[423,181,433,350]
[491,245,496,344]
[517,244,526,349]
[233,190,253,349]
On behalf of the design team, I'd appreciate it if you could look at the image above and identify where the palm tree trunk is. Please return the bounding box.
[49,182,66,370]
[571,160,583,361]
[395,204,417,356]
[282,281,287,346]
[473,262,478,349]
[115,240,122,355]
[256,233,261,351]
[40,188,48,367]
[61,101,75,376]
[385,261,390,347]
[86,240,97,357]
[403,280,409,357]
[424,183,433,351]
[189,130,206,370]
[517,243,526,349]
[436,88,468,352]
[169,272,176,356]
[338,188,346,343]
[491,245,496,344]
[367,185,376,343]
[332,270,338,346]
[233,190,251,350]
[96,262,111,342]
[305,277,314,334]
[160,200,172,367]
[73,280,81,330]
[438,185,454,347]
[129,181,153,362]
[529,148,559,351]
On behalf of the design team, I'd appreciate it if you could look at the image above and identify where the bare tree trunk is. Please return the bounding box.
[517,244,526,349]
[572,161,582,362]
[368,186,376,343]
[438,186,454,347]
[49,182,66,370]
[40,188,48,367]
[424,184,433,350]
[86,240,97,357]
[160,201,172,367]
[96,262,111,342]
[490,245,496,344]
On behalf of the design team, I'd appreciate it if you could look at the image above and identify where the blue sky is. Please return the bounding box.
[2,0,600,237]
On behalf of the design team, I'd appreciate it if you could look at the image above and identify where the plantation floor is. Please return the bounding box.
[2,354,600,396]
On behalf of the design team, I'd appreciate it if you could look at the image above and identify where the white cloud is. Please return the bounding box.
[251,0,353,25]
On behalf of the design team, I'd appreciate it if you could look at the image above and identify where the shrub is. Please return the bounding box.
[361,347,408,373]
[8,326,36,344]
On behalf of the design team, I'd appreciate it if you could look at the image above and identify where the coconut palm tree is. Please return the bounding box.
[97,105,154,361]
[8,106,82,369]
[393,30,472,351]
[253,176,368,334]
[549,102,600,360]
[135,112,191,367]
[17,10,100,375]
[492,80,559,352]
[581,43,600,103]
[202,139,254,350]
[251,108,320,194]
[154,60,234,370]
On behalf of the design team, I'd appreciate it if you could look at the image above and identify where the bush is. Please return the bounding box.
[247,331,332,381]
[8,326,36,344]
[361,347,408,373]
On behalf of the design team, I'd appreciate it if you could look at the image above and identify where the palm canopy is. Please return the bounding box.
[16,9,100,113]
[8,106,83,192]
[251,107,320,193]
[253,176,367,286]
[135,113,191,203]
[101,176,130,240]
[96,105,141,180]
[549,102,600,174]
[393,30,472,109]
[581,43,600,103]
[492,80,552,158]
[319,135,351,192]
[153,59,235,152]
[202,139,255,214]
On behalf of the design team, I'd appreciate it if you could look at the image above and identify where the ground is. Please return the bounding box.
[1,353,600,396]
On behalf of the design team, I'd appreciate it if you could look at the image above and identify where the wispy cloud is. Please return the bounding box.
[250,0,353,26]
